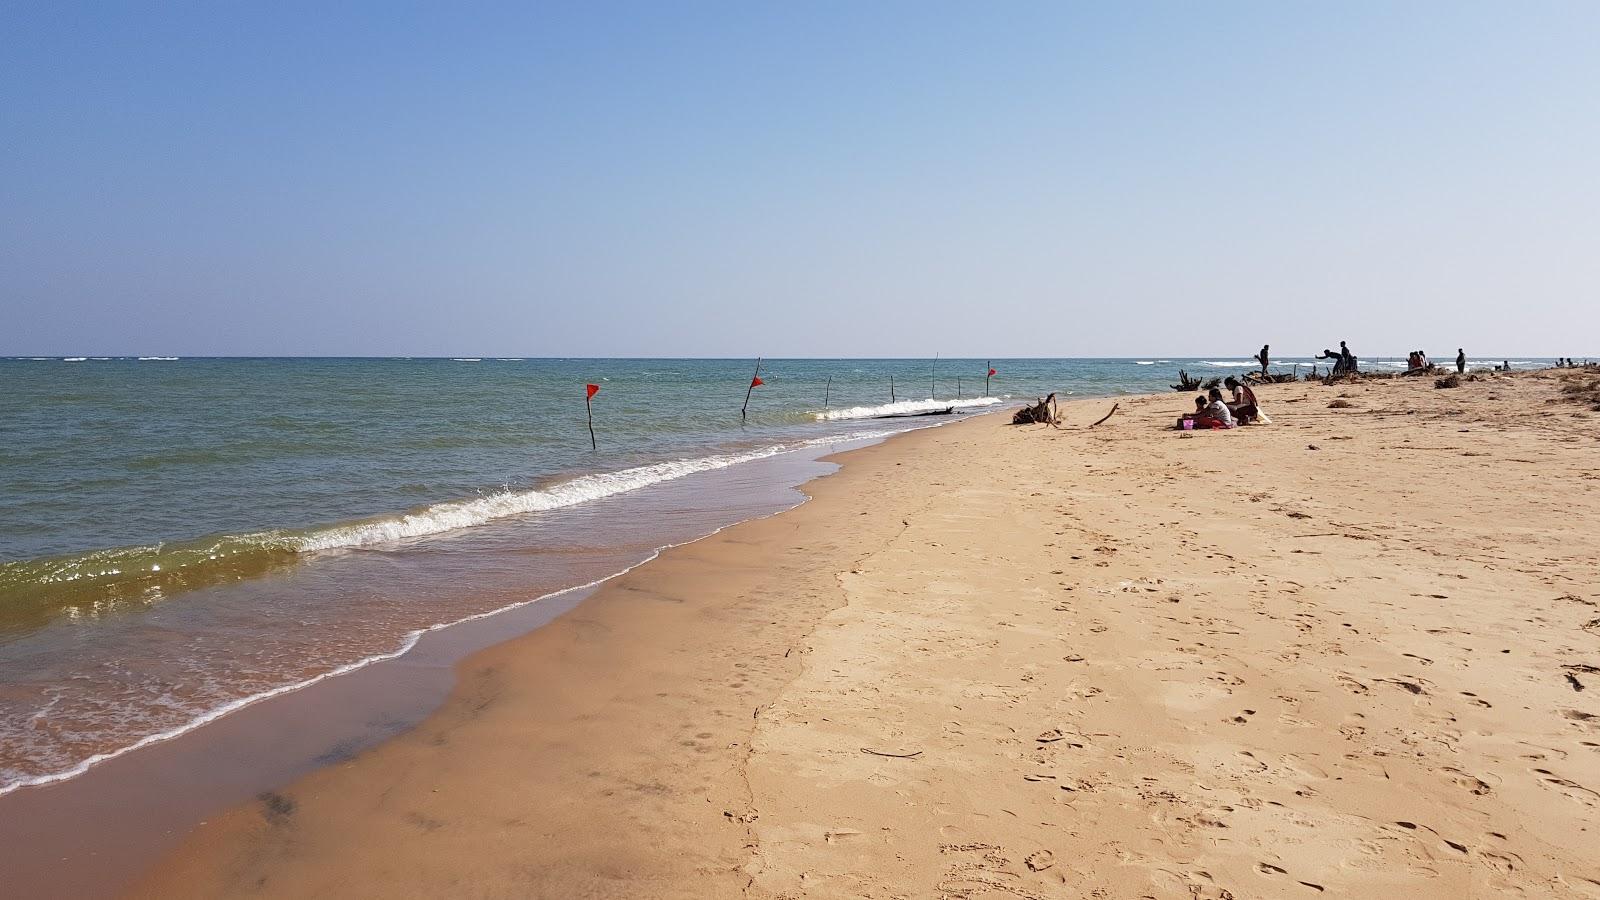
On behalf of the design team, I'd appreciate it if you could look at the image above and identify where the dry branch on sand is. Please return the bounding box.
[1012,393,1062,427]
[1435,373,1461,389]
[1171,370,1202,392]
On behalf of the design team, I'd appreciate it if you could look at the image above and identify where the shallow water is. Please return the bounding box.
[0,356,1552,795]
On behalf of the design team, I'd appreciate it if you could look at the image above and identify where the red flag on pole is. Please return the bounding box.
[750,376,764,387]
[586,383,600,399]
[988,368,997,376]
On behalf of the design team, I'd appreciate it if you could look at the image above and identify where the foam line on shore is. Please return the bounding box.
[0,421,955,797]
[812,396,1002,421]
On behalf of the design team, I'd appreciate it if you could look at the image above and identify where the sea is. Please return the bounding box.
[0,355,1551,797]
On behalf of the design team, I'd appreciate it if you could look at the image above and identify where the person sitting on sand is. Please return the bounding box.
[1178,395,1207,428]
[1408,351,1421,370]
[1223,377,1260,425]
[1194,387,1236,429]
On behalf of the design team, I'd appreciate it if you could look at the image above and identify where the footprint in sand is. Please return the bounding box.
[1531,768,1600,806]
[1561,709,1598,730]
[1374,676,1430,696]
[1336,673,1370,695]
[1440,766,1496,795]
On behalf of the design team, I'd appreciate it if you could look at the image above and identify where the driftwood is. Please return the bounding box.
[1171,369,1202,391]
[1089,403,1119,427]
[860,748,923,759]
[1244,371,1298,384]
[1012,392,1062,427]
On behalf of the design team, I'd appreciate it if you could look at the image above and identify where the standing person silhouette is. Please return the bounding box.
[1256,344,1270,375]
[1338,341,1355,374]
[1456,348,1466,374]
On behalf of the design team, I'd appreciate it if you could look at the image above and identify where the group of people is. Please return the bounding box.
[1317,341,1358,375]
[1558,357,1586,367]
[1406,348,1470,374]
[1178,376,1260,430]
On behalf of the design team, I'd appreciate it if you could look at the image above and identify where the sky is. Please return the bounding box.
[2,1,1597,357]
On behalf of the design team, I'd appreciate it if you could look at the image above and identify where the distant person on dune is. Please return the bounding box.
[1457,349,1466,374]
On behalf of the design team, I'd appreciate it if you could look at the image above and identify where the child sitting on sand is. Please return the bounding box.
[1179,390,1236,429]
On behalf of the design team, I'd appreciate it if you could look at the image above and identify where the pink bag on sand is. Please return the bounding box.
[1181,419,1195,431]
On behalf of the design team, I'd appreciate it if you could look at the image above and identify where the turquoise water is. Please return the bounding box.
[0,355,1548,795]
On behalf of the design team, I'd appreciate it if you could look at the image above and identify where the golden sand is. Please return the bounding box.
[133,370,1600,898]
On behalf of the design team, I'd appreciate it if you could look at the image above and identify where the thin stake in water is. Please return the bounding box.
[585,383,600,450]
[741,358,763,421]
[824,375,831,409]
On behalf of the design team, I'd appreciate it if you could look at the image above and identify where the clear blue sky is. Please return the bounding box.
[3,2,1596,357]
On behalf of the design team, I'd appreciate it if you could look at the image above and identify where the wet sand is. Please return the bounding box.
[130,369,1600,898]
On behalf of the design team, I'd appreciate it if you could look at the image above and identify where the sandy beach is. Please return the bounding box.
[126,369,1600,898]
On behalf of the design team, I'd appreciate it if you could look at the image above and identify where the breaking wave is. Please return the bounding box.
[0,429,904,626]
[812,396,1003,421]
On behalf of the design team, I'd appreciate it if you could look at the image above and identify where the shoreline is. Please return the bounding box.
[124,409,998,898]
[0,408,990,897]
[14,369,1600,897]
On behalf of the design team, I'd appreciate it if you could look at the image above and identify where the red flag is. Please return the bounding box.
[750,376,764,387]
[586,383,600,399]
[988,368,997,376]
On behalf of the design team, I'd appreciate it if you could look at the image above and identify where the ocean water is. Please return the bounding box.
[0,355,1548,795]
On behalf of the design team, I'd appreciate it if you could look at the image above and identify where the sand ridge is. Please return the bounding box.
[129,370,1600,898]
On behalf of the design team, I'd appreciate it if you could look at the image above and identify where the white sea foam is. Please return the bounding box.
[451,358,482,362]
[138,356,179,361]
[63,357,87,362]
[296,429,898,552]
[1200,360,1260,367]
[812,396,1002,422]
[0,423,920,798]
[1135,361,1155,365]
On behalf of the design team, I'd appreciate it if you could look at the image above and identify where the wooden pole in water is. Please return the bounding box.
[890,374,896,403]
[584,383,599,450]
[957,376,962,398]
[741,357,762,422]
[985,360,991,396]
[823,376,831,408]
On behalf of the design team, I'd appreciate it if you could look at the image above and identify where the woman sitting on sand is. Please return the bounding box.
[1179,388,1235,429]
[1223,377,1260,425]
